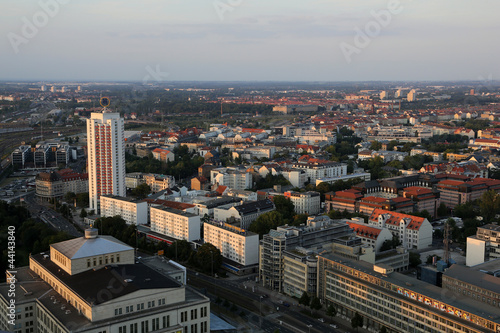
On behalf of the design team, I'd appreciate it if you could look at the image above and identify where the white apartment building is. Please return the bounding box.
[210,167,252,190]
[292,160,347,184]
[100,195,148,225]
[368,209,433,250]
[87,111,126,211]
[150,206,201,242]
[284,191,321,215]
[204,221,259,266]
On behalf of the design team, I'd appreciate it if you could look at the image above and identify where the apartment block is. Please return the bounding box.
[203,221,259,266]
[100,195,148,225]
[325,189,363,214]
[214,199,275,229]
[368,209,433,250]
[210,167,252,190]
[35,169,88,201]
[284,191,321,215]
[150,206,201,242]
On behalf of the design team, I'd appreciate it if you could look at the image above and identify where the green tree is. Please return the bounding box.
[310,296,322,312]
[480,190,500,222]
[131,183,151,199]
[64,191,76,203]
[79,208,87,219]
[351,312,363,332]
[249,211,284,237]
[409,252,422,267]
[380,326,388,333]
[168,240,193,262]
[299,291,310,307]
[194,243,222,275]
[437,202,448,217]
[380,235,401,252]
[326,304,337,318]
[370,140,382,151]
[272,195,295,222]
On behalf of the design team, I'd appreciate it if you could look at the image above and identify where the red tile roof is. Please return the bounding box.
[370,209,426,230]
[346,221,382,240]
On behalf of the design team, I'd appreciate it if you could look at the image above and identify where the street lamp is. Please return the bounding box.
[259,296,264,329]
[307,324,312,333]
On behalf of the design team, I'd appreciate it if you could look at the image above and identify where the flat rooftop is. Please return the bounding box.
[31,253,181,305]
[320,253,500,326]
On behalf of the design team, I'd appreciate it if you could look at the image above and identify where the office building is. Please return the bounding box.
[87,111,126,211]
[259,216,352,292]
[317,253,500,333]
[213,199,275,229]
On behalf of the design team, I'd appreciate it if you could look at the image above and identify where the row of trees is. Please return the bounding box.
[0,201,71,280]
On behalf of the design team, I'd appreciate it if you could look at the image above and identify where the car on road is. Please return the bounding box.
[330,324,337,328]
[283,302,290,307]
[318,318,324,322]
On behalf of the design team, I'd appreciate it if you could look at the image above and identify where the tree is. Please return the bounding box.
[480,190,500,222]
[249,211,284,237]
[437,202,448,217]
[167,240,193,262]
[132,183,151,199]
[272,195,295,222]
[351,312,363,332]
[79,208,87,219]
[299,291,310,307]
[380,235,402,252]
[380,326,388,333]
[409,251,422,267]
[64,191,76,203]
[326,304,337,318]
[194,243,222,275]
[310,296,322,312]
[370,140,382,151]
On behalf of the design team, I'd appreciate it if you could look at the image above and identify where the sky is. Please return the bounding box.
[1,0,499,82]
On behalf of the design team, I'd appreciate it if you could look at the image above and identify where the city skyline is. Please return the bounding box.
[1,0,499,82]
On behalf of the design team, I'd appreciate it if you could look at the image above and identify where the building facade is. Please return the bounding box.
[87,111,126,211]
[100,195,148,225]
[284,191,321,215]
[0,229,210,333]
[368,209,433,250]
[317,253,500,333]
[203,221,259,266]
[150,206,201,242]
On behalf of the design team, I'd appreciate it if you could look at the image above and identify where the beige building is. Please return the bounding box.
[318,253,500,333]
[100,195,148,225]
[0,229,210,333]
[150,206,201,242]
[284,191,321,215]
[282,249,318,298]
[203,221,259,266]
[466,224,500,266]
[144,174,175,193]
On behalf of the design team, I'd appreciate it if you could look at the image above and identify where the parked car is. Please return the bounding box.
[318,318,324,322]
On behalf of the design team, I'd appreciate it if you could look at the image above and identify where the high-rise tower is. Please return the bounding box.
[87,100,125,211]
